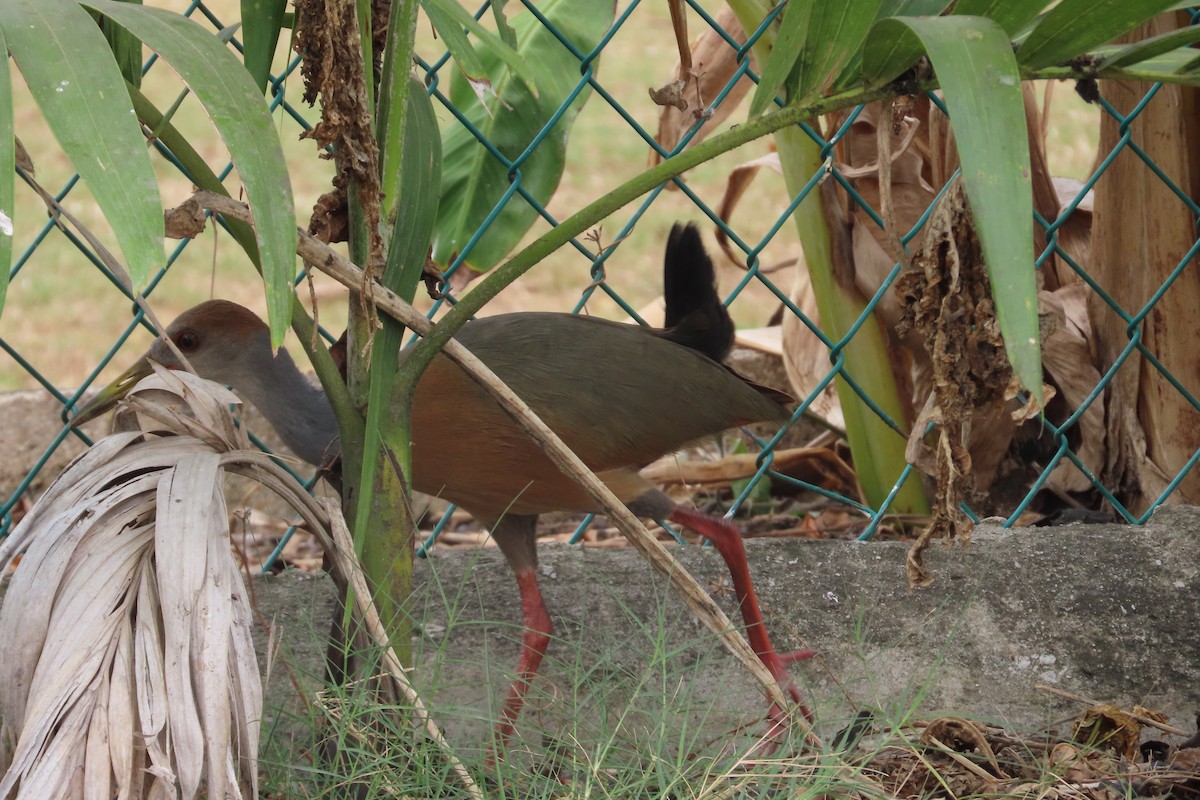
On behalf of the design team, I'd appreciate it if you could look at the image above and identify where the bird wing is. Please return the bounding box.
[409,312,786,469]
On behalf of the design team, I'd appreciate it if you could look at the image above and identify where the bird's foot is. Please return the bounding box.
[780,647,817,666]
[666,505,817,747]
[759,702,792,757]
[744,647,817,756]
[772,647,816,705]
[759,648,813,721]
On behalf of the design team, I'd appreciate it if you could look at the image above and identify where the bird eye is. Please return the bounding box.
[175,329,201,352]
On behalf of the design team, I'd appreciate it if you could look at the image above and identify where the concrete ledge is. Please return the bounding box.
[0,391,93,498]
[253,506,1200,754]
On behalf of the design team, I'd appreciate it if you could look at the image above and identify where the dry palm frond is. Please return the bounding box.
[648,4,756,171]
[0,365,332,800]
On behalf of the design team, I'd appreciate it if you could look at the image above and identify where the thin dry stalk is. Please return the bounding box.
[317,497,483,800]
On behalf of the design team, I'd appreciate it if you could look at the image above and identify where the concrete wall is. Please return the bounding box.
[252,508,1200,755]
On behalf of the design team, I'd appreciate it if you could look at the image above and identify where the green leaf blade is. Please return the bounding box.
[382,76,442,301]
[241,0,288,92]
[1099,25,1200,69]
[880,0,956,15]
[748,2,811,118]
[1019,0,1182,70]
[794,0,885,102]
[98,0,145,88]
[861,16,927,84]
[952,0,1048,37]
[491,0,517,49]
[830,0,953,92]
[1103,46,1200,82]
[867,15,1042,398]
[0,0,163,289]
[84,0,297,346]
[422,0,490,84]
[422,0,540,93]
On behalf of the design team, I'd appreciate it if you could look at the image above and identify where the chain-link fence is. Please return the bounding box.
[2,1,1198,548]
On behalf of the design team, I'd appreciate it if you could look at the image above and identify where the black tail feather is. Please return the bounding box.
[660,222,734,362]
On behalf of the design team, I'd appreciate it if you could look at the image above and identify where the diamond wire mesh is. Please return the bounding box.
[2,1,1199,548]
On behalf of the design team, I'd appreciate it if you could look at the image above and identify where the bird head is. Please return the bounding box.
[72,300,271,426]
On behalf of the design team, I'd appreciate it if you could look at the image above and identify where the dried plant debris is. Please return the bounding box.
[836,705,1200,800]
[896,180,1012,586]
[293,0,382,252]
[649,4,757,168]
[1038,283,1105,495]
[0,366,332,800]
[437,702,1199,799]
[308,184,349,244]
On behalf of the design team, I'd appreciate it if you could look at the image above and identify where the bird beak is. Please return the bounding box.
[70,356,156,427]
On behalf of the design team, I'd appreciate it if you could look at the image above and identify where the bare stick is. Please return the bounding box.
[318,497,483,800]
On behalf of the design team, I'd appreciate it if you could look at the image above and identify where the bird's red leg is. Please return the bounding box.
[669,506,814,743]
[492,567,554,752]
[485,514,556,764]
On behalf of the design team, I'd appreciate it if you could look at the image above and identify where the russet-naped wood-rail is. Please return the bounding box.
[74,224,811,750]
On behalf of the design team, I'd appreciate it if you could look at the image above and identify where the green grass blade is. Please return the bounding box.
[0,0,163,290]
[84,0,297,347]
[0,24,12,317]
[1019,0,1182,69]
[432,0,614,273]
[867,15,1041,399]
[747,2,810,118]
[241,0,287,92]
[952,0,1047,37]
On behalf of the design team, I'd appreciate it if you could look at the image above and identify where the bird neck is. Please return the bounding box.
[237,346,340,466]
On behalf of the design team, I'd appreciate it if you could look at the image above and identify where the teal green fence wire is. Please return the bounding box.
[3,1,1200,559]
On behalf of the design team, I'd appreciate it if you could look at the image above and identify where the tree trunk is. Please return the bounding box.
[1091,14,1200,513]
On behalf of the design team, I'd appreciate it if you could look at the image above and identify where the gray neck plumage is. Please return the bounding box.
[236,345,340,467]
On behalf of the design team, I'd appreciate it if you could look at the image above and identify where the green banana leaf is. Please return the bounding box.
[432,0,615,274]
